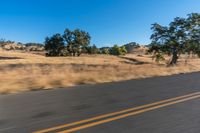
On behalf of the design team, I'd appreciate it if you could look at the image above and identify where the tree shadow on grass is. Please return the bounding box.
[119,56,150,65]
[0,56,23,60]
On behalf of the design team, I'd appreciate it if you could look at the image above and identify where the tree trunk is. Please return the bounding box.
[73,52,76,56]
[169,47,178,66]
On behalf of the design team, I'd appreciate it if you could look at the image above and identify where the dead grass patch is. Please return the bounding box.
[0,51,200,94]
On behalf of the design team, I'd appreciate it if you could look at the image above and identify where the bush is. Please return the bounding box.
[87,45,99,54]
[110,45,127,55]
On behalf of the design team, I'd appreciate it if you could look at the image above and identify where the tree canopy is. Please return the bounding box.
[45,34,65,56]
[110,45,127,55]
[63,29,91,56]
[45,29,91,56]
[149,13,200,65]
[45,28,129,56]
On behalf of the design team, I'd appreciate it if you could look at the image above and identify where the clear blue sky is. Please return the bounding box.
[0,0,200,47]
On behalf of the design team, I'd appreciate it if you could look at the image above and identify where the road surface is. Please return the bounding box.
[1,72,200,133]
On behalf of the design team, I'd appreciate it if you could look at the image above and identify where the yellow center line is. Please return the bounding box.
[33,91,200,133]
[58,94,200,133]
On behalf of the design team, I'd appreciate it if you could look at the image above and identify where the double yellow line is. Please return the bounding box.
[34,91,200,133]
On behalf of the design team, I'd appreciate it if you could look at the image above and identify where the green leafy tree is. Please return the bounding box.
[184,13,200,57]
[120,46,128,55]
[110,45,127,55]
[87,44,99,54]
[100,47,110,55]
[102,48,110,55]
[149,13,200,65]
[45,34,65,56]
[63,29,91,56]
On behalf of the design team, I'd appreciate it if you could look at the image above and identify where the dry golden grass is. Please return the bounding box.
[0,50,200,94]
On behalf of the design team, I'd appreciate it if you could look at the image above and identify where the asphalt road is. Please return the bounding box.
[1,72,200,133]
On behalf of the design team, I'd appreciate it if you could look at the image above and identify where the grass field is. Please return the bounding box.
[0,50,200,94]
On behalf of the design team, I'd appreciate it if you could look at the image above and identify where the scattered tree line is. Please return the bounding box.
[149,13,200,65]
[0,39,14,44]
[25,43,44,47]
[45,29,91,56]
[124,42,140,53]
[45,28,130,56]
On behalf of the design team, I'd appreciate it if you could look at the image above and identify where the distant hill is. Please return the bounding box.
[25,43,45,51]
[0,41,44,51]
[131,46,148,55]
[123,42,140,53]
[0,42,25,50]
[98,42,148,55]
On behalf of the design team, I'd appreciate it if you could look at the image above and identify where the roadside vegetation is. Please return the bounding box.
[149,13,200,65]
[45,28,127,56]
[0,13,199,94]
[1,50,200,94]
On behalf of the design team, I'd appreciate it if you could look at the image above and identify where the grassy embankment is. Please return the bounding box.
[0,50,200,94]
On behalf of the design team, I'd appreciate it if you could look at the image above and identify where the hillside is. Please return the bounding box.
[0,42,44,51]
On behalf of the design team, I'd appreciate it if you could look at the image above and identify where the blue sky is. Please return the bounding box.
[0,0,200,47]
